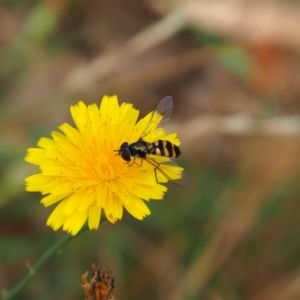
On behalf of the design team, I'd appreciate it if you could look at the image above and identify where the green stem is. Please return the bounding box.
[1,224,89,300]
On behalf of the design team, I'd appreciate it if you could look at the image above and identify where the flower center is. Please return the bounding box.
[99,158,116,181]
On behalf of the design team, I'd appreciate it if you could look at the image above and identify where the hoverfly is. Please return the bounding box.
[116,96,188,187]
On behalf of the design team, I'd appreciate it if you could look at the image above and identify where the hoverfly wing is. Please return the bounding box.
[147,156,189,188]
[158,158,189,188]
[139,96,173,140]
[155,96,173,128]
[173,172,189,188]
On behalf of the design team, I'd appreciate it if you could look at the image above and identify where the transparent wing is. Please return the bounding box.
[145,156,189,188]
[155,96,173,128]
[140,96,173,140]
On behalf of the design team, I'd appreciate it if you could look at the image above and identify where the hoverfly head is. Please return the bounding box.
[115,142,131,162]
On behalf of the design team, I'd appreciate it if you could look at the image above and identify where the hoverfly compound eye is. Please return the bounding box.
[121,149,131,162]
[119,142,131,162]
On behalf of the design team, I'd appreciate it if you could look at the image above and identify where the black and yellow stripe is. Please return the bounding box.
[150,140,181,158]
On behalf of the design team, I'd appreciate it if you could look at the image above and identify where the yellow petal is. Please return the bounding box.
[88,205,101,230]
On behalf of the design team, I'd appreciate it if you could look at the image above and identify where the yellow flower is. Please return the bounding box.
[25,95,185,235]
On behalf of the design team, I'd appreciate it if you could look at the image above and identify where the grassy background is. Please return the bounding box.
[1,1,300,299]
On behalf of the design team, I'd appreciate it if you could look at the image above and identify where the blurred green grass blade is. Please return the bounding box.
[22,4,58,43]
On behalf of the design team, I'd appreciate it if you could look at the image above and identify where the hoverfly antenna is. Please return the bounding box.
[114,146,121,156]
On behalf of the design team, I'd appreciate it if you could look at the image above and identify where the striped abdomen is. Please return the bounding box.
[148,140,181,158]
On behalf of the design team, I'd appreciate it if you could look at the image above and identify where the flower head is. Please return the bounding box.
[25,96,185,235]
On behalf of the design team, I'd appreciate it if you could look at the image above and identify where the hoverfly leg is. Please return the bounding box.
[152,162,161,184]
[127,158,136,167]
[137,158,143,167]
[127,158,144,168]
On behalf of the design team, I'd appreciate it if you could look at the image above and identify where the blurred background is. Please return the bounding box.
[1,0,300,299]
